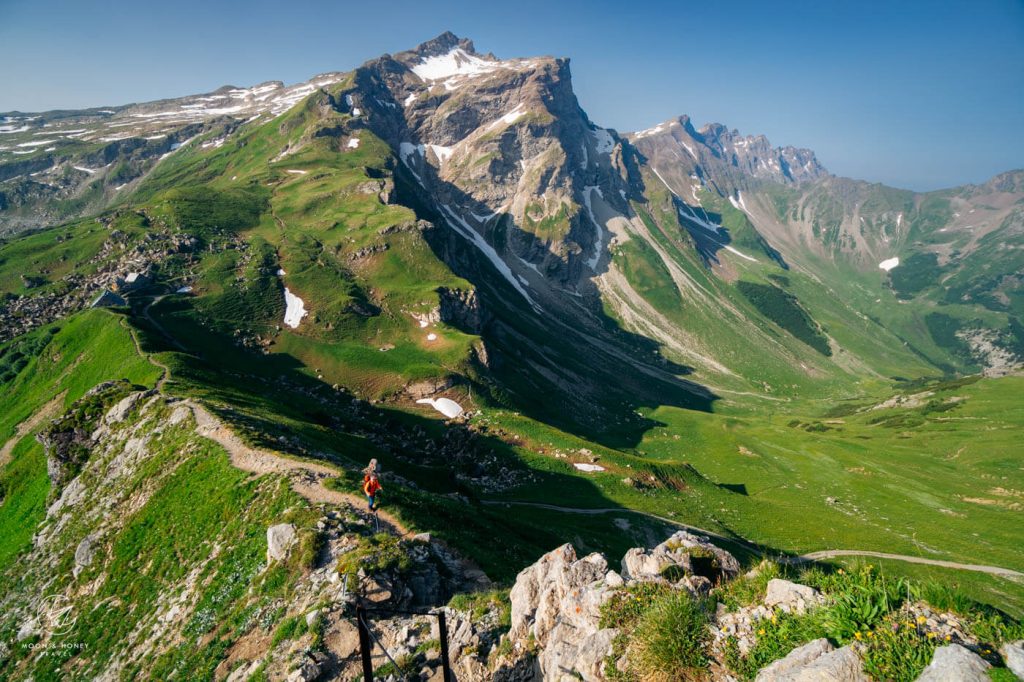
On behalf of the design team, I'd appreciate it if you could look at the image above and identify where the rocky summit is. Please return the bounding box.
[0,29,1022,681]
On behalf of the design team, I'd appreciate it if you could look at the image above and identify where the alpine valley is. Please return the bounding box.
[0,33,1022,681]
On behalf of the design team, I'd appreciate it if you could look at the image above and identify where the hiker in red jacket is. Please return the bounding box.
[363,473,382,511]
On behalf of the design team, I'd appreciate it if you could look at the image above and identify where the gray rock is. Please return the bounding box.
[1000,640,1024,679]
[266,523,298,563]
[620,530,740,584]
[755,638,833,681]
[509,543,616,680]
[764,579,825,614]
[916,644,991,681]
[104,391,147,424]
[73,533,100,577]
[756,640,867,682]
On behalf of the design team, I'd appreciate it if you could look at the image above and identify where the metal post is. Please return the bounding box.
[438,610,452,682]
[356,605,374,681]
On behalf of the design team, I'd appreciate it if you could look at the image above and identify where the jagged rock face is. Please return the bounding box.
[629,115,827,197]
[351,32,637,293]
[508,544,619,682]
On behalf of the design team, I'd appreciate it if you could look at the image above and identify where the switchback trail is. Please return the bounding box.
[481,500,1024,579]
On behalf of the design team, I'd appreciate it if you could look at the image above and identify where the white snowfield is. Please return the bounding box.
[411,47,498,81]
[347,137,360,149]
[591,127,615,154]
[415,397,464,419]
[283,288,307,328]
[438,204,539,311]
[286,169,307,175]
[879,257,900,271]
[652,167,758,262]
[573,463,606,473]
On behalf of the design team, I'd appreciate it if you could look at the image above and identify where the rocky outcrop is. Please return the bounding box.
[763,578,826,614]
[1001,640,1024,679]
[438,286,487,333]
[620,529,741,589]
[915,644,991,681]
[509,544,619,681]
[266,523,297,562]
[755,639,867,682]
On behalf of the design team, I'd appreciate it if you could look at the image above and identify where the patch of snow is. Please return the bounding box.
[582,185,606,269]
[573,463,605,472]
[351,107,361,116]
[403,93,417,107]
[486,105,526,132]
[347,137,360,149]
[16,139,56,147]
[878,257,900,271]
[276,268,286,276]
[0,125,31,134]
[427,144,453,164]
[896,213,903,227]
[415,397,464,419]
[283,288,307,328]
[286,169,307,175]
[634,123,665,139]
[175,286,192,294]
[724,245,758,262]
[681,141,698,160]
[591,127,615,154]
[426,333,438,341]
[411,47,498,81]
[73,166,97,174]
[439,204,539,311]
[418,319,428,328]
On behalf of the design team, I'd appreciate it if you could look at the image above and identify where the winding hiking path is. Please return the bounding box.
[123,305,1022,580]
[122,305,409,534]
[481,500,1024,579]
[0,391,67,467]
[187,400,410,535]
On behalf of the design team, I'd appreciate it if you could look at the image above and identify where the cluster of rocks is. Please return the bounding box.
[504,530,741,681]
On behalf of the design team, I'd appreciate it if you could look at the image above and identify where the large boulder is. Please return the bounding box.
[756,639,868,682]
[915,644,990,682]
[620,530,740,585]
[1000,640,1024,679]
[764,579,826,614]
[266,523,298,563]
[509,543,620,681]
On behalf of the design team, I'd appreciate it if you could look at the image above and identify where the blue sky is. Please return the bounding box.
[1,0,1021,190]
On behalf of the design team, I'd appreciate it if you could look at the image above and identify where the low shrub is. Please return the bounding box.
[632,591,710,680]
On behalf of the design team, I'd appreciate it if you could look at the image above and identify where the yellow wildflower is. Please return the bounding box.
[854,632,862,640]
[867,631,875,638]
[758,628,765,636]
[916,615,927,624]
[838,569,845,575]
[771,615,778,624]
[927,632,936,639]
[945,635,951,641]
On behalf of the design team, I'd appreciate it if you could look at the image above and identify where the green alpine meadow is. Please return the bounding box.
[0,18,1021,682]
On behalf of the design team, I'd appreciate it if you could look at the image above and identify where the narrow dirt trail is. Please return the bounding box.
[187,401,410,535]
[124,306,409,534]
[482,500,1024,579]
[0,391,67,467]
